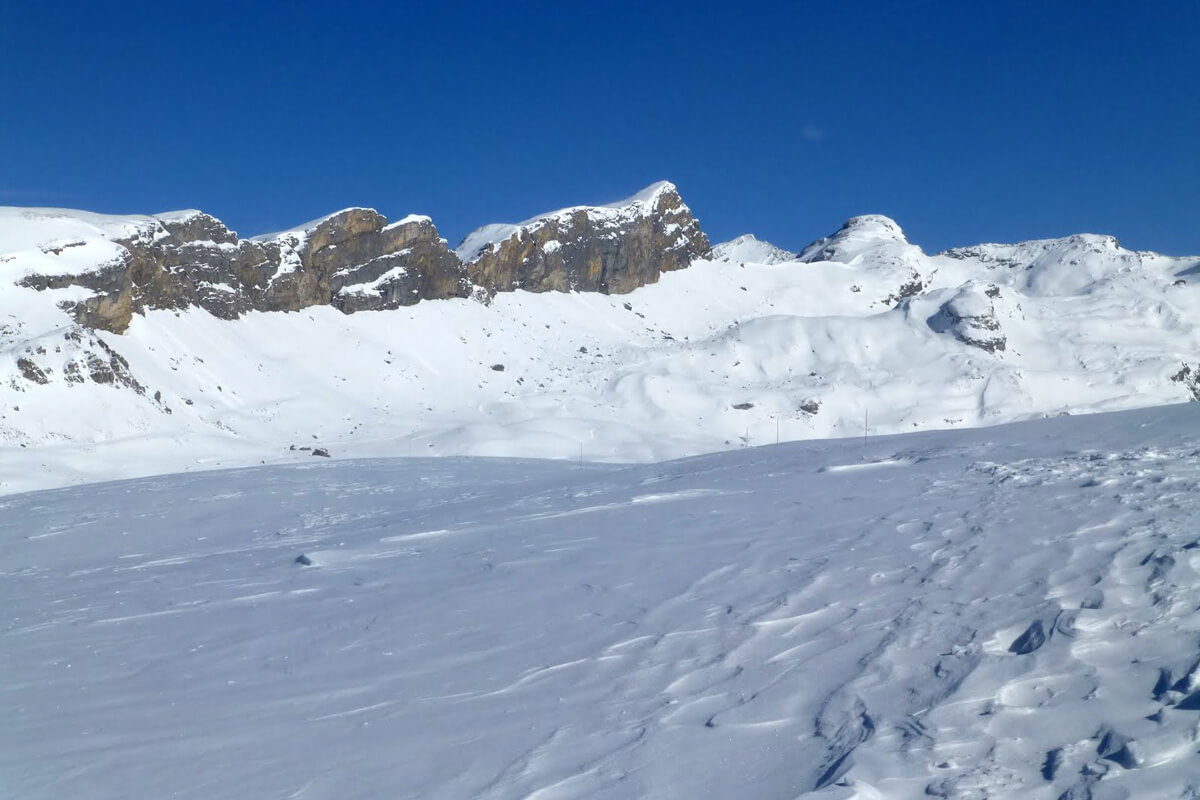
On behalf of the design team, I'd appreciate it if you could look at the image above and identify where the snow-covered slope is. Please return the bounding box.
[3,201,1200,495]
[0,206,180,282]
[7,404,1200,799]
[710,233,796,265]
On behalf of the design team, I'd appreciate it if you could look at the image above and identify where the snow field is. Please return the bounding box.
[3,220,1200,497]
[6,405,1200,798]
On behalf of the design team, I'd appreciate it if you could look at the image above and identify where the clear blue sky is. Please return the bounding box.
[2,0,1197,254]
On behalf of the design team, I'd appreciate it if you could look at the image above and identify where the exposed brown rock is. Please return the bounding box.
[17,209,469,333]
[464,183,710,296]
[327,214,468,313]
[12,183,710,334]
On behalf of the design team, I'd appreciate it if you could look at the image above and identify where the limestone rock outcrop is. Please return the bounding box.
[253,210,469,315]
[457,181,710,296]
[7,182,711,334]
[15,207,470,332]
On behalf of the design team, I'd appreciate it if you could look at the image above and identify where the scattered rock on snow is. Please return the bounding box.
[16,357,50,385]
[1176,691,1200,710]
[1080,588,1104,609]
[1041,747,1062,780]
[1153,667,1175,702]
[1171,656,1200,693]
[927,282,1007,353]
[1170,364,1200,401]
[1009,619,1047,655]
[1095,726,1139,768]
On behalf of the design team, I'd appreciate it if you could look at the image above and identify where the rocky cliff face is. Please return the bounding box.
[5,182,710,334]
[456,181,710,296]
[12,208,470,333]
[253,210,469,315]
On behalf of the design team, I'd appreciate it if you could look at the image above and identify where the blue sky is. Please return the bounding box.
[2,1,1197,254]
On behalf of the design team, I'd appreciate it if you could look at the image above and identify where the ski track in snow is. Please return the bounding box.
[5,407,1200,798]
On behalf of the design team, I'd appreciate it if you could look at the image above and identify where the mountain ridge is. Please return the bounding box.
[2,181,708,334]
[3,186,1200,495]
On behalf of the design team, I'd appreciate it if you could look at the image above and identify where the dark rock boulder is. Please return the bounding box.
[1170,363,1200,401]
[16,357,50,384]
[1009,619,1047,655]
[1095,726,1138,768]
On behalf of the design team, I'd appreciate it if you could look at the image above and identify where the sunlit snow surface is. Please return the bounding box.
[7,405,1200,799]
[4,204,1200,495]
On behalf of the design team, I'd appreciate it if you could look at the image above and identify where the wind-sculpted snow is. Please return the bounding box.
[6,405,1200,798]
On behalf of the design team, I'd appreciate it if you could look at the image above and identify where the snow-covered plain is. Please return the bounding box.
[7,404,1200,799]
[3,205,1200,495]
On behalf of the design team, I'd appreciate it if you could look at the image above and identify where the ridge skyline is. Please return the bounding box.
[5,179,1196,264]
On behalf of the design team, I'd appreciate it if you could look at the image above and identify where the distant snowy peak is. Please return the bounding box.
[938,234,1154,296]
[797,214,916,264]
[710,234,796,265]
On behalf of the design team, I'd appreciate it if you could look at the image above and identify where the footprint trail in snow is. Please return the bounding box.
[5,404,1200,799]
